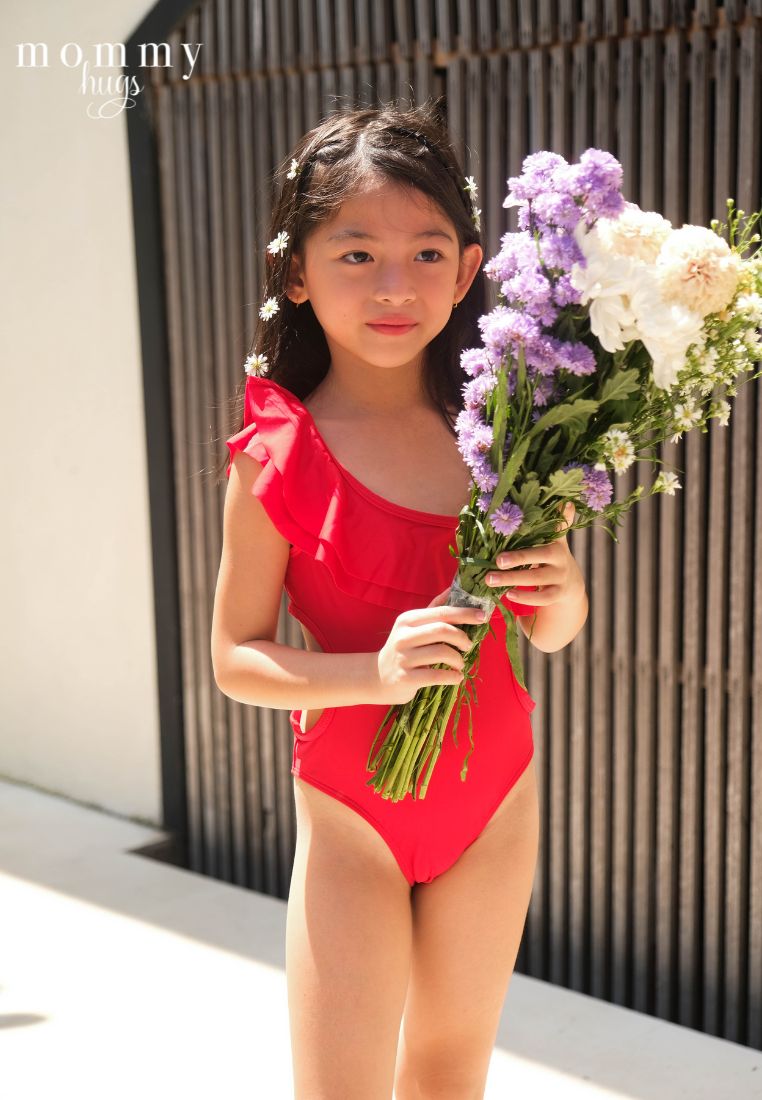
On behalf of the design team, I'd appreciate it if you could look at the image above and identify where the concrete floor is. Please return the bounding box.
[1,777,760,1099]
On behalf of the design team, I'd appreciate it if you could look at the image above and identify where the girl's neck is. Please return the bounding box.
[312,359,430,419]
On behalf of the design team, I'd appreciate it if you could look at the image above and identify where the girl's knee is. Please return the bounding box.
[394,1051,489,1100]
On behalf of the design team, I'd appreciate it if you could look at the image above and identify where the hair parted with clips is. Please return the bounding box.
[218,97,486,477]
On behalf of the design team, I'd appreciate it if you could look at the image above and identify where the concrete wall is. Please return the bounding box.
[2,1,162,823]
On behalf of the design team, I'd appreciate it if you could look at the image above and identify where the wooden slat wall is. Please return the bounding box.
[146,0,762,1049]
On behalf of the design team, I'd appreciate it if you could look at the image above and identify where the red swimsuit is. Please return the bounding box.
[225,376,539,886]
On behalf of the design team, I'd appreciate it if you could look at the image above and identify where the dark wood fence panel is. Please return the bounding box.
[140,0,762,1049]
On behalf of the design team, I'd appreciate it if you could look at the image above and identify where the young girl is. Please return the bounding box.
[212,100,587,1100]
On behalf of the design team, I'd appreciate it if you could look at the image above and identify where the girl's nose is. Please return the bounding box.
[372,259,416,303]
[374,277,416,304]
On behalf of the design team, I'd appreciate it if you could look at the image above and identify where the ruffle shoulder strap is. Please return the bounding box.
[226,375,538,617]
[225,376,464,609]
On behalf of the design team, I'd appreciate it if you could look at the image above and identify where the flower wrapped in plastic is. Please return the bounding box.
[365,148,762,803]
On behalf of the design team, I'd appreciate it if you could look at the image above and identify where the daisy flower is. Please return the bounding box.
[244,352,268,376]
[259,296,280,321]
[267,231,289,256]
[653,471,682,495]
[464,176,478,198]
[286,158,299,179]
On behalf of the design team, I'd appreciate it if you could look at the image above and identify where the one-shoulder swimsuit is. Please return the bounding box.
[225,375,539,886]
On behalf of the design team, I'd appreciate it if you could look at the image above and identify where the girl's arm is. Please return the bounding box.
[517,582,588,653]
[212,451,381,709]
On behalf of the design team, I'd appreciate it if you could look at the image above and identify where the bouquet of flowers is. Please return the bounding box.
[366,148,762,803]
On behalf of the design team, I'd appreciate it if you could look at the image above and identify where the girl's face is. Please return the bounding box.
[285,177,483,374]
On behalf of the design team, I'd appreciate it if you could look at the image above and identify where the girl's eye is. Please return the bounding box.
[340,249,444,264]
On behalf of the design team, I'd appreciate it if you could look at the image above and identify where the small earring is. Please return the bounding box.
[453,299,459,309]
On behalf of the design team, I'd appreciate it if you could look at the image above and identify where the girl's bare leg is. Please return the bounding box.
[394,758,540,1100]
[287,776,413,1100]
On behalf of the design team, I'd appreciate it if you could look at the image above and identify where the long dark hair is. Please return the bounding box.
[216,96,486,480]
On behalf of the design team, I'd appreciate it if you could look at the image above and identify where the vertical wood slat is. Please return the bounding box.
[476,0,496,53]
[568,40,594,995]
[157,83,203,875]
[210,8,251,888]
[740,16,762,1053]
[610,35,640,1010]
[704,21,737,1038]
[654,24,687,1025]
[527,46,549,155]
[141,0,762,1052]
[631,26,664,1019]
[590,30,616,1005]
[724,19,761,1046]
[678,21,712,1033]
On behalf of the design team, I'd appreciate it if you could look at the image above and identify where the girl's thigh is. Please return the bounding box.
[287,776,413,1100]
[395,758,540,1099]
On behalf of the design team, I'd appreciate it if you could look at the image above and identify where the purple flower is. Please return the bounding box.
[484,232,539,282]
[532,374,557,407]
[532,189,581,232]
[568,149,626,225]
[462,372,496,410]
[504,152,569,205]
[563,462,613,511]
[470,454,500,492]
[552,272,582,307]
[555,340,597,376]
[478,306,542,359]
[477,491,493,512]
[490,500,524,537]
[456,410,493,467]
[460,347,494,378]
[539,231,584,273]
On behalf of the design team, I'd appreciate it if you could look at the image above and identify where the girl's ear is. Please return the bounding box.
[454,242,483,302]
[285,252,308,305]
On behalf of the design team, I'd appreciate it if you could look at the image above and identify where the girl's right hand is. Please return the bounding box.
[371,587,488,705]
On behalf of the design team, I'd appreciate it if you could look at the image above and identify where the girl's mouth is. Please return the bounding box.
[366,322,418,335]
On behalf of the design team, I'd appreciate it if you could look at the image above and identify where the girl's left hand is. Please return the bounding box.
[485,501,586,606]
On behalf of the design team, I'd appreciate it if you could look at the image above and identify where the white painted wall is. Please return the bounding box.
[2,1,164,823]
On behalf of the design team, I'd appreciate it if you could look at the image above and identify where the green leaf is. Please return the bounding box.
[528,397,600,438]
[488,433,532,513]
[495,600,528,691]
[544,467,585,498]
[512,475,541,512]
[490,368,509,472]
[600,368,640,405]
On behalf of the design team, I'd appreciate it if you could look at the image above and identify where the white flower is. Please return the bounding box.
[656,225,742,317]
[596,201,673,264]
[653,471,681,495]
[697,346,720,375]
[267,231,289,256]
[709,399,731,426]
[672,401,702,432]
[569,221,641,351]
[259,296,280,320]
[286,158,299,179]
[632,290,705,390]
[472,206,481,232]
[244,353,268,376]
[602,427,635,473]
[464,176,478,198]
[735,292,762,325]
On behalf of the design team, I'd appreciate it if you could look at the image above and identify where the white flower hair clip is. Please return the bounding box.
[464,176,481,231]
[244,352,268,376]
[267,231,289,256]
[258,296,279,321]
[286,158,300,180]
